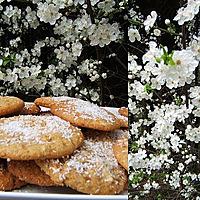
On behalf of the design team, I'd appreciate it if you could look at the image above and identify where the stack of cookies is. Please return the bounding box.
[0,96,128,195]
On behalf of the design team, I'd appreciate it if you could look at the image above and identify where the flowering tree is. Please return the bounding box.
[0,0,128,106]
[128,0,200,199]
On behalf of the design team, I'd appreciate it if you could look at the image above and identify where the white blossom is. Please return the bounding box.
[144,46,199,89]
[37,3,61,25]
[188,36,200,61]
[144,11,157,31]
[174,0,200,25]
[128,28,141,42]
[89,19,121,47]
[185,125,200,143]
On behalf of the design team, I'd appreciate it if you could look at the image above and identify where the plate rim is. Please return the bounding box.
[0,192,128,200]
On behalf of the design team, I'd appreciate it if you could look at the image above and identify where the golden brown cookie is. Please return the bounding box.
[51,99,121,131]
[103,107,128,128]
[113,137,128,171]
[34,96,75,108]
[109,129,128,171]
[0,159,26,191]
[0,115,84,160]
[36,133,127,195]
[36,158,67,186]
[20,102,41,115]
[119,107,128,117]
[0,96,24,117]
[8,160,57,187]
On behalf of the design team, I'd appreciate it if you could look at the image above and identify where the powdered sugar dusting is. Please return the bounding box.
[59,99,115,122]
[64,138,119,176]
[103,107,128,122]
[49,159,65,180]
[52,96,75,101]
[0,115,74,145]
[109,129,128,140]
[40,158,67,182]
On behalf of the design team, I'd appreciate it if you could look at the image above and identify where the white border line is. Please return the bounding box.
[0,192,128,200]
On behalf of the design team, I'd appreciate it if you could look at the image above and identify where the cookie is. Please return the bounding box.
[119,107,128,117]
[108,129,128,171]
[113,137,128,171]
[34,96,75,108]
[109,129,128,171]
[0,115,84,160]
[90,129,128,171]
[8,160,57,187]
[109,129,128,140]
[36,133,127,195]
[36,158,67,186]
[0,96,24,117]
[51,99,121,131]
[20,102,41,115]
[103,107,128,128]
[0,159,26,191]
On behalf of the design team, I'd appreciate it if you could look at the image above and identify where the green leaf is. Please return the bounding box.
[158,47,176,66]
[168,57,176,66]
[175,96,182,106]
[144,83,153,94]
[2,54,16,66]
[157,194,162,200]
[3,59,10,66]
[130,171,144,185]
[131,142,139,152]
[155,57,161,63]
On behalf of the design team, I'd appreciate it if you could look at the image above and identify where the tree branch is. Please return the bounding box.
[85,0,105,105]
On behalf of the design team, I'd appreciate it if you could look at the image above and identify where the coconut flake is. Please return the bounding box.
[103,107,128,122]
[58,99,116,122]
[0,115,75,145]
[52,96,75,101]
[65,138,119,176]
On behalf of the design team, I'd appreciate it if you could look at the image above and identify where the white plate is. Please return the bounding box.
[0,186,128,200]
